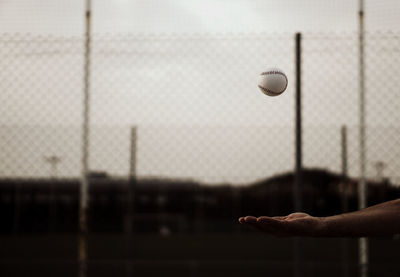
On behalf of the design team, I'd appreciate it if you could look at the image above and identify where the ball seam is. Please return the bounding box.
[258,71,288,94]
[258,85,281,95]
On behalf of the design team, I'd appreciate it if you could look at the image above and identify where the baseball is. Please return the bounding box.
[257,68,288,96]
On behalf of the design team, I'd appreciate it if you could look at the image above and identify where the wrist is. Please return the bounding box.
[318,215,351,237]
[315,217,329,237]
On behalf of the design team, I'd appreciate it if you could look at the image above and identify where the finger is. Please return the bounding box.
[272,216,288,221]
[258,216,280,222]
[238,217,245,224]
[240,216,268,232]
[258,216,285,227]
[257,216,288,235]
[243,216,280,234]
[286,213,309,220]
[244,216,258,223]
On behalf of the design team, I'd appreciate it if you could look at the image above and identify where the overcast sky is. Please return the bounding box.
[0,0,399,35]
[1,1,400,184]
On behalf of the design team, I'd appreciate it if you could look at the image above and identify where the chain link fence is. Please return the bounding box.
[1,32,400,185]
[1,30,400,277]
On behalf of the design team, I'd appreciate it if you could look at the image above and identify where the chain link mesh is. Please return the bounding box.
[1,32,400,186]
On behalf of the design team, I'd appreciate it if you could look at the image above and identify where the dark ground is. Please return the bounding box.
[1,171,400,276]
[1,233,400,277]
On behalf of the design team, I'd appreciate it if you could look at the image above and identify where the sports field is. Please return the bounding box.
[1,234,399,277]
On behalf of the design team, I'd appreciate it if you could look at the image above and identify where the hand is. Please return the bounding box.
[238,213,324,237]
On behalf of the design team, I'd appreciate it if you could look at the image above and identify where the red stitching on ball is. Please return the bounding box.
[261,71,286,76]
[258,85,281,95]
[259,71,288,94]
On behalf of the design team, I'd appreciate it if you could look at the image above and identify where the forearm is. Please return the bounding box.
[319,199,400,237]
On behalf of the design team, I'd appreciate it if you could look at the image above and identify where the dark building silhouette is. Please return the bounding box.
[1,168,399,234]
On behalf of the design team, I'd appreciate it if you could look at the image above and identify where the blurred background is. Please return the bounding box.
[1,0,400,276]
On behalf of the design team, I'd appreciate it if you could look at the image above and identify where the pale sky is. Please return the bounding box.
[0,0,399,35]
[1,1,400,185]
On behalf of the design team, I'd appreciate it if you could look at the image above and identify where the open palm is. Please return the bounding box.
[238,213,323,237]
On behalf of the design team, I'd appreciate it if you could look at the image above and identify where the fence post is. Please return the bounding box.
[79,1,92,277]
[126,126,137,276]
[341,125,349,277]
[294,32,302,212]
[293,31,302,277]
[358,1,369,277]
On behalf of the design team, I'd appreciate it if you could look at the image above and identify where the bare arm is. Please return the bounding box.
[321,198,400,237]
[238,198,400,237]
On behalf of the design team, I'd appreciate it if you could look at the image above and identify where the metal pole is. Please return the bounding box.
[44,155,61,179]
[293,32,302,277]
[44,155,61,231]
[13,183,21,233]
[294,32,302,212]
[358,1,368,277]
[341,126,349,277]
[129,127,137,179]
[373,161,385,182]
[79,1,91,277]
[126,127,137,276]
[341,126,348,213]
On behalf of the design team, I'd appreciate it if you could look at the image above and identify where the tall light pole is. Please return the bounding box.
[79,0,91,277]
[293,32,302,277]
[126,126,137,277]
[358,1,368,277]
[44,155,62,178]
[373,161,386,182]
[341,126,349,277]
[44,155,62,231]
